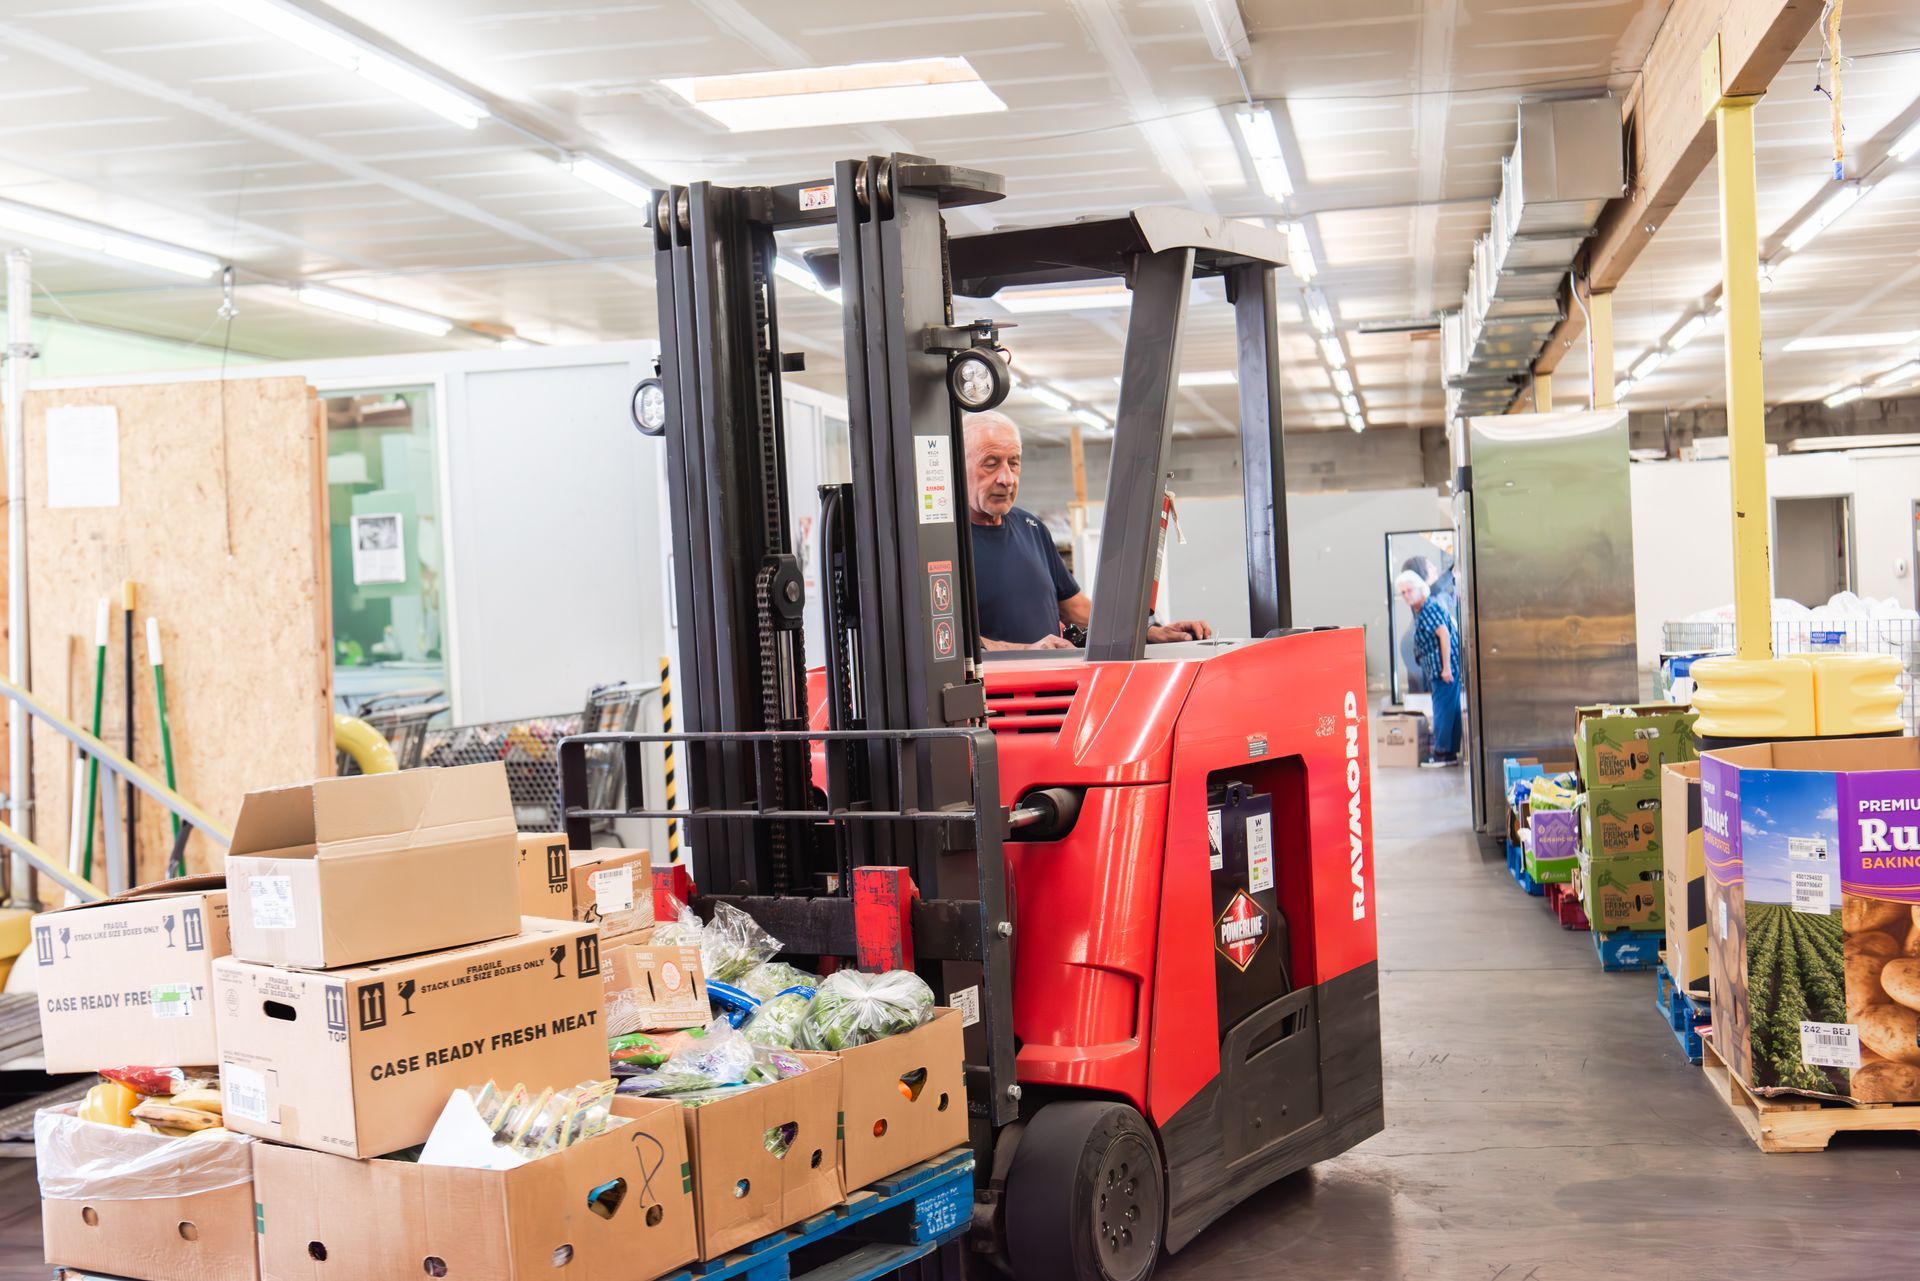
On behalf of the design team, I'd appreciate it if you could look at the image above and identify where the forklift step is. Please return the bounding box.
[1592,928,1661,972]
[667,1147,975,1281]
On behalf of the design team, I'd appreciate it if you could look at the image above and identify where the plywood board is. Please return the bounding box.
[26,377,332,895]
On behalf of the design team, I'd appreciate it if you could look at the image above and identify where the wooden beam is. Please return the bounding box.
[1534,0,1822,375]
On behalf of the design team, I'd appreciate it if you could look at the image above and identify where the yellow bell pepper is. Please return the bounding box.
[79,1080,139,1128]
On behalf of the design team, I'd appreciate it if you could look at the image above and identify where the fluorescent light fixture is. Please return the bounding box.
[1027,384,1073,412]
[1791,432,1920,453]
[663,56,1004,132]
[1783,183,1866,253]
[1285,222,1317,281]
[1871,360,1920,388]
[1346,413,1365,434]
[565,155,655,212]
[1234,104,1293,202]
[1668,313,1709,351]
[1825,386,1865,408]
[1072,407,1111,431]
[297,286,455,337]
[1615,376,1638,398]
[1892,119,1920,162]
[0,199,221,279]
[1319,335,1346,369]
[996,283,1131,314]
[1178,370,1237,387]
[1305,288,1334,335]
[209,0,488,128]
[1785,330,1920,352]
[1340,393,1362,417]
[1629,349,1666,380]
[495,337,531,351]
[1330,368,1354,396]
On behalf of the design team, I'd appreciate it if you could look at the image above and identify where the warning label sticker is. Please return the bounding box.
[914,436,954,525]
[1247,812,1274,894]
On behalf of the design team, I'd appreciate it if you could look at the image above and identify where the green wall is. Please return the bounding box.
[0,311,267,379]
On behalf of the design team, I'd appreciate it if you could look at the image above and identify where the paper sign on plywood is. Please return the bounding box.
[46,405,120,509]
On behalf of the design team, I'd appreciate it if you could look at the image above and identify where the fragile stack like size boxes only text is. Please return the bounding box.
[1572,705,1697,937]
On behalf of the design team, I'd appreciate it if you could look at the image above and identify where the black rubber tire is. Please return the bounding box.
[1005,1100,1165,1281]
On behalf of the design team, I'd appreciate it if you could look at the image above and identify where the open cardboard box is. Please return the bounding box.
[252,1095,696,1281]
[30,875,230,1073]
[682,1055,844,1260]
[224,762,521,970]
[36,1103,259,1281]
[833,1007,970,1190]
[604,940,708,1035]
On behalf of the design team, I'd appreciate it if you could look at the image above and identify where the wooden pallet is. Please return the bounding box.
[1701,1037,1920,1152]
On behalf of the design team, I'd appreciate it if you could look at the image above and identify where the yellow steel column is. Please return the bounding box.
[1588,290,1615,410]
[1714,93,1772,662]
[1534,372,1553,414]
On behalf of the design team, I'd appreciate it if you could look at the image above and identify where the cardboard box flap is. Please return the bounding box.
[1707,734,1920,774]
[231,763,513,860]
[45,872,226,914]
[228,781,323,858]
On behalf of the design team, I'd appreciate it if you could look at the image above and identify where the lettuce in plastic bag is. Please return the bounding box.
[655,898,782,984]
[741,992,810,1049]
[613,1022,752,1096]
[797,970,935,1051]
[739,960,822,1001]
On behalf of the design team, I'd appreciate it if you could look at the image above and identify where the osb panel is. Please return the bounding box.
[27,378,332,895]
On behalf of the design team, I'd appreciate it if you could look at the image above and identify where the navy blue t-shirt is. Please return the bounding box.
[969,508,1079,644]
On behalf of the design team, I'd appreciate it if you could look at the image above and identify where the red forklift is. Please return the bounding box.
[563,156,1382,1281]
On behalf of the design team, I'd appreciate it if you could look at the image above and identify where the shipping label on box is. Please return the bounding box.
[214,917,606,1159]
[683,1057,844,1260]
[1703,737,1920,1104]
[252,1095,697,1281]
[1582,784,1662,856]
[32,879,230,1073]
[514,831,572,920]
[224,762,522,970]
[604,941,708,1035]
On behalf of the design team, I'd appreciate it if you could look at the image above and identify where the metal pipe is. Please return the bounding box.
[5,249,31,906]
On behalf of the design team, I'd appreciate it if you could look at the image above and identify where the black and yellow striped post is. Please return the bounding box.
[659,655,679,862]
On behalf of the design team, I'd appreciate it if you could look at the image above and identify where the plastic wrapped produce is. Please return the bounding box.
[614,1022,754,1096]
[740,961,822,1001]
[741,992,810,1048]
[654,898,782,984]
[797,969,935,1051]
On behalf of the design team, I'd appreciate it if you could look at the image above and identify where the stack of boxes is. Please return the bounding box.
[1522,775,1580,887]
[1572,704,1698,938]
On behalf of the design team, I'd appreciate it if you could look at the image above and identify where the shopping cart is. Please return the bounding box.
[419,682,652,830]
[336,688,449,776]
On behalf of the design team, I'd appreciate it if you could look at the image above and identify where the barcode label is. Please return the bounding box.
[1788,836,1829,862]
[1718,897,1729,940]
[150,984,193,1020]
[591,866,635,915]
[249,875,296,931]
[1800,1021,1860,1070]
[948,985,981,1028]
[224,1062,271,1123]
[1791,870,1831,915]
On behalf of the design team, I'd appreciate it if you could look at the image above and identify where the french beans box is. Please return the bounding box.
[1574,704,1697,790]
[251,1096,696,1281]
[213,917,606,1158]
[1704,737,1920,1102]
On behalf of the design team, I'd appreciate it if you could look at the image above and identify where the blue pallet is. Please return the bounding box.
[1654,962,1709,1065]
[1593,928,1661,972]
[1505,841,1544,895]
[664,1147,975,1281]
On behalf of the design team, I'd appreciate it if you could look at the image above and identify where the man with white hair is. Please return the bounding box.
[1396,568,1461,766]
[965,411,1212,651]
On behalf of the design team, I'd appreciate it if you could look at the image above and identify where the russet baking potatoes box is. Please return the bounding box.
[1703,737,1920,1103]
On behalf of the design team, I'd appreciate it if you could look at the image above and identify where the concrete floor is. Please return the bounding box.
[6,763,1919,1279]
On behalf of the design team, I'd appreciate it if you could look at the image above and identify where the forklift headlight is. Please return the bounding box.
[632,377,668,436]
[949,349,1010,413]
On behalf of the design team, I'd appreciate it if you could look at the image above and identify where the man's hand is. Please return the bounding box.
[1147,619,1214,643]
[1031,634,1074,650]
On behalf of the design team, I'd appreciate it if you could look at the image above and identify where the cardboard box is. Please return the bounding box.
[1703,737,1920,1103]
[514,830,573,920]
[834,1007,970,1190]
[1574,703,1697,790]
[1374,713,1427,768]
[1523,847,1577,886]
[36,1103,259,1281]
[1577,849,1662,932]
[1580,782,1662,857]
[213,917,607,1158]
[251,1095,696,1281]
[1663,762,1709,998]
[604,941,708,1035]
[565,847,655,943]
[30,877,230,1073]
[1530,807,1578,861]
[225,762,522,970]
[683,1057,844,1259]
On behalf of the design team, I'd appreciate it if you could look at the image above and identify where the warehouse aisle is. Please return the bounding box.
[1164,763,1912,1281]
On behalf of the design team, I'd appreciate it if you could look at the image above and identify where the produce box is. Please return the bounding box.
[225,762,521,969]
[1374,713,1426,768]
[1663,762,1710,999]
[1703,736,1920,1102]
[1580,782,1662,857]
[36,1103,259,1281]
[1577,848,1662,933]
[513,830,572,920]
[1524,846,1577,886]
[213,917,606,1158]
[604,940,709,1035]
[252,1095,696,1281]
[682,1055,843,1259]
[1574,703,1697,790]
[1530,807,1578,861]
[834,1007,969,1189]
[31,876,230,1073]
[560,847,655,944]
